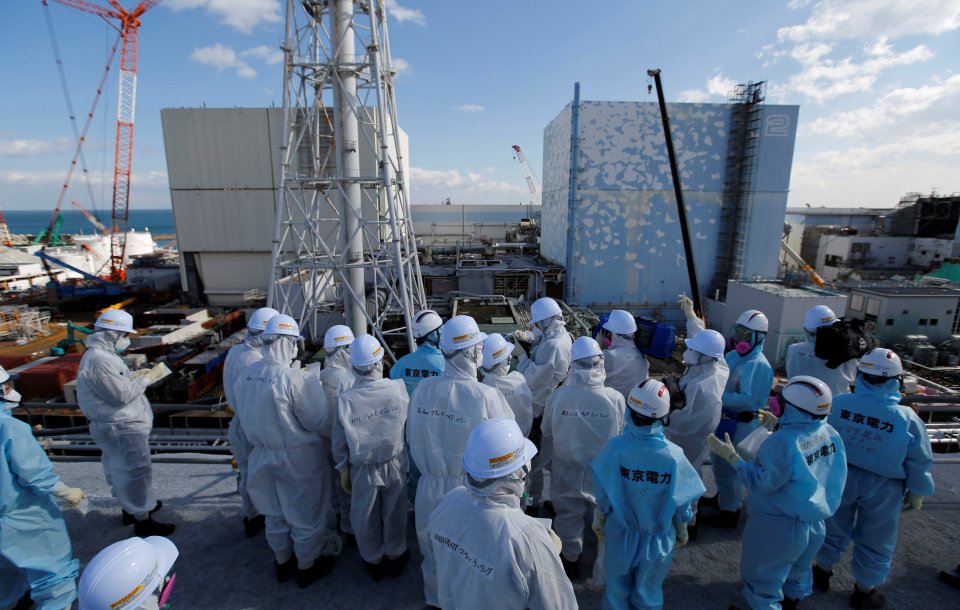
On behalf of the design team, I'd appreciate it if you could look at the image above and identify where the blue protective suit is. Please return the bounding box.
[1,411,79,610]
[390,342,445,396]
[815,377,935,587]
[735,407,847,610]
[591,419,705,610]
[714,342,774,511]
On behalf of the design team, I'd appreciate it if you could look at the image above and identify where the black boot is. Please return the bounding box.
[133,516,175,537]
[700,509,740,529]
[940,570,960,591]
[297,555,336,588]
[850,586,885,609]
[243,514,265,537]
[364,559,386,582]
[560,555,581,580]
[687,523,699,542]
[700,494,720,509]
[812,564,833,592]
[121,500,163,525]
[386,549,410,578]
[781,596,800,610]
[12,591,34,610]
[275,556,298,583]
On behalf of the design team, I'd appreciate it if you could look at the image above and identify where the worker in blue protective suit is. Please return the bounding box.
[1,365,85,610]
[707,375,847,610]
[786,305,857,398]
[390,310,445,396]
[407,315,514,608]
[77,309,174,537]
[540,336,625,580]
[702,309,775,529]
[235,315,342,588]
[813,348,935,610]
[307,324,358,542]
[591,379,705,610]
[223,306,277,538]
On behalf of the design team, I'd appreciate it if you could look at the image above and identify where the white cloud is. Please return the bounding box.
[411,167,524,193]
[191,44,257,78]
[677,73,738,103]
[454,104,485,113]
[778,0,960,43]
[0,134,72,157]
[391,58,412,77]
[385,0,426,26]
[0,169,167,188]
[165,0,282,34]
[241,45,283,66]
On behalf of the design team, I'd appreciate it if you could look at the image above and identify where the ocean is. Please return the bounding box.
[3,208,176,236]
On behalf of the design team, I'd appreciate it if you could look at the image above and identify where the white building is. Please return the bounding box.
[843,283,960,344]
[812,235,952,281]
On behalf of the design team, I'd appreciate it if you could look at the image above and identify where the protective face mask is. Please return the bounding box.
[115,336,131,353]
[602,335,612,349]
[1,388,21,410]
[247,331,264,349]
[531,325,544,340]
[734,341,752,355]
[682,349,701,366]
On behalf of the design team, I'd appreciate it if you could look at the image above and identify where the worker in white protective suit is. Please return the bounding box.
[481,332,534,436]
[307,324,358,541]
[786,305,858,397]
[77,310,174,537]
[601,310,650,400]
[516,297,573,513]
[235,314,341,588]
[407,315,514,608]
[539,336,625,579]
[332,334,411,582]
[427,417,578,610]
[664,296,730,540]
[78,536,178,610]
[222,306,277,538]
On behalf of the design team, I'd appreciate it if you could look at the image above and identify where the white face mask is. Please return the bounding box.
[2,388,21,410]
[115,336,131,353]
[682,349,701,366]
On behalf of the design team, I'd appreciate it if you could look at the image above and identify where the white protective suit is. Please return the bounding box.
[541,359,625,559]
[223,335,264,520]
[407,349,514,606]
[427,475,578,610]
[236,337,341,568]
[332,365,409,564]
[308,348,358,534]
[665,319,731,475]
[603,333,649,400]
[785,336,857,398]
[517,317,573,417]
[77,331,156,517]
[481,360,534,436]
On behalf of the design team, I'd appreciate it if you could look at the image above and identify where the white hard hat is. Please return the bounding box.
[94,309,136,334]
[324,324,355,350]
[482,333,512,368]
[803,305,837,332]
[413,310,443,339]
[0,365,8,385]
[858,348,903,378]
[78,536,178,610]
[603,310,637,335]
[530,297,562,324]
[781,375,833,416]
[462,418,538,479]
[684,329,725,359]
[627,379,670,419]
[349,334,384,367]
[735,309,769,332]
[571,336,603,361]
[263,314,303,339]
[439,315,482,352]
[247,307,279,332]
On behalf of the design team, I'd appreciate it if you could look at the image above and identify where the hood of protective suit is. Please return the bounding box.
[483,359,511,378]
[609,333,634,349]
[567,359,606,387]
[85,329,125,353]
[465,468,527,509]
[779,404,821,427]
[263,335,298,365]
[626,417,665,437]
[353,360,385,384]
[679,356,720,390]
[246,331,265,349]
[443,346,480,380]
[536,317,566,344]
[326,346,352,371]
[854,374,901,403]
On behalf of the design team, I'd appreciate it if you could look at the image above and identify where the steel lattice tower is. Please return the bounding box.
[268,0,425,354]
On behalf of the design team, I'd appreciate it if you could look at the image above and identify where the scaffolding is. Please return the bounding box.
[0,305,52,343]
[711,81,766,299]
[267,0,425,355]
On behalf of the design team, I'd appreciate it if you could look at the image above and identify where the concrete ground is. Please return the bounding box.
[55,459,960,610]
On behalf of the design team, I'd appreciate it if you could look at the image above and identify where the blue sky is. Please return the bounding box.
[1,0,959,213]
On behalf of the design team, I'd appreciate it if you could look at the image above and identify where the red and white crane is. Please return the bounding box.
[511,144,542,205]
[49,0,163,280]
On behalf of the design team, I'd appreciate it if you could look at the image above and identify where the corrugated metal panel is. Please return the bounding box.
[193,252,273,305]
[171,190,277,252]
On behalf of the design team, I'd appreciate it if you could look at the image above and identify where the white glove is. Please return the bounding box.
[707,432,743,467]
[675,519,689,546]
[592,510,606,544]
[340,467,352,494]
[758,409,779,432]
[902,491,923,512]
[678,294,696,320]
[53,482,86,506]
[548,529,562,554]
